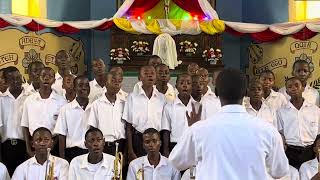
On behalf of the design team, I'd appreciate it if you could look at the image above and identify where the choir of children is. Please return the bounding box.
[0,55,320,180]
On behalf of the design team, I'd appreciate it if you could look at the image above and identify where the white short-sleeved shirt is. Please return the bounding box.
[268,165,299,180]
[134,81,175,102]
[21,91,67,135]
[53,99,91,149]
[0,89,31,142]
[12,155,69,180]
[127,155,180,180]
[263,89,288,111]
[169,105,289,180]
[88,79,106,103]
[161,96,196,143]
[299,158,318,180]
[202,86,216,98]
[244,100,277,127]
[0,162,10,180]
[22,83,37,95]
[122,86,166,132]
[201,95,221,120]
[279,85,320,106]
[52,72,64,96]
[88,94,126,142]
[277,101,320,146]
[68,153,116,180]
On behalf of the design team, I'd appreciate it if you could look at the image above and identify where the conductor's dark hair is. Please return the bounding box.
[27,61,45,73]
[215,68,247,102]
[143,128,160,138]
[3,66,20,82]
[32,127,52,137]
[292,60,310,71]
[259,70,275,79]
[85,127,103,140]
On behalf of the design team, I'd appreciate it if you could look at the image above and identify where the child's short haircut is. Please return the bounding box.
[41,67,55,74]
[32,127,52,137]
[85,127,103,140]
[216,68,247,101]
[285,77,301,86]
[292,60,310,71]
[155,63,169,70]
[176,73,191,84]
[143,128,160,138]
[139,65,154,75]
[259,70,275,79]
[27,61,44,72]
[3,66,20,81]
[249,79,262,88]
[73,75,87,86]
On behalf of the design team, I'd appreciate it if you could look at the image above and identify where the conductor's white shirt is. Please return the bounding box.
[68,153,116,180]
[12,155,69,180]
[169,105,289,180]
[127,154,180,180]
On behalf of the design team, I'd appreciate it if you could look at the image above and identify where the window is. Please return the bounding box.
[12,0,46,18]
[289,0,320,21]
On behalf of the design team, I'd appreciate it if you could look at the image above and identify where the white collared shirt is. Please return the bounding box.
[203,86,216,98]
[52,72,65,96]
[268,165,299,180]
[123,86,166,132]
[161,96,196,143]
[164,83,176,102]
[21,91,67,135]
[0,162,10,180]
[299,158,318,180]
[263,89,288,111]
[277,101,320,146]
[12,155,69,180]
[279,85,320,106]
[244,100,277,127]
[88,94,126,142]
[89,79,106,103]
[22,83,37,95]
[201,95,221,120]
[53,99,91,149]
[69,153,116,180]
[91,88,128,103]
[127,154,180,180]
[0,88,31,142]
[169,105,289,180]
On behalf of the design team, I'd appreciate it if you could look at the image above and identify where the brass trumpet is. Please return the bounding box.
[136,162,144,180]
[113,142,123,180]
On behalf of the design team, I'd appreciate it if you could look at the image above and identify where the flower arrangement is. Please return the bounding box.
[131,41,150,55]
[202,48,222,65]
[179,41,198,55]
[110,48,130,64]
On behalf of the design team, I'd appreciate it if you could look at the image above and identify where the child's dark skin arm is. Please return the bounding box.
[58,135,66,159]
[23,127,34,157]
[126,122,137,162]
[162,130,170,157]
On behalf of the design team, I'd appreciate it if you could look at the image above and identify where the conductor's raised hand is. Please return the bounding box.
[186,103,202,126]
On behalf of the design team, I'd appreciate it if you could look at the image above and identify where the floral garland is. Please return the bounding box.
[110,48,130,62]
[179,41,198,54]
[202,48,222,64]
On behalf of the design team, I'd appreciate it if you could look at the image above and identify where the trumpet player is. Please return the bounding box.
[300,135,320,180]
[12,127,69,180]
[127,128,180,180]
[69,128,121,180]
